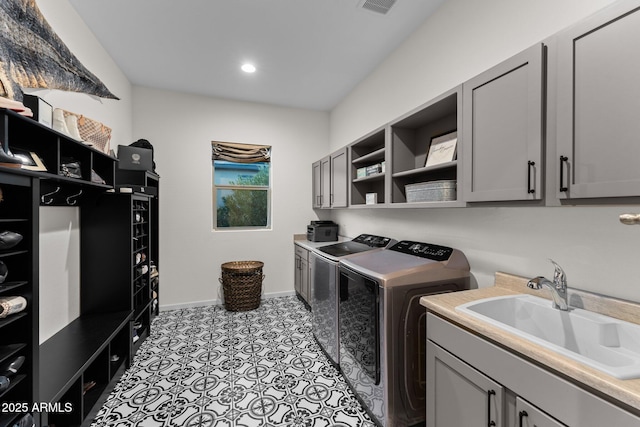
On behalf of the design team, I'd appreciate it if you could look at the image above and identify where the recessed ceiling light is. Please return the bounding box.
[241,63,256,73]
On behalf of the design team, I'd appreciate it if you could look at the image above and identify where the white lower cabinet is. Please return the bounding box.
[426,313,640,427]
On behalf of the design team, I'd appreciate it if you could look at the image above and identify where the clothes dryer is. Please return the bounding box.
[338,240,470,427]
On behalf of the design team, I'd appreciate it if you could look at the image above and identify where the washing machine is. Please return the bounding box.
[311,234,396,366]
[338,240,470,427]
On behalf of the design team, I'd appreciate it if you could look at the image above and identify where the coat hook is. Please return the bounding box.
[41,186,61,205]
[66,189,83,206]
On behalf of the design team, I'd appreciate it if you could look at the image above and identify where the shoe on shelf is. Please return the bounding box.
[0,261,7,284]
[0,355,25,377]
[11,413,34,427]
[83,380,97,395]
[0,231,23,250]
[0,146,22,169]
[53,109,70,136]
[0,296,27,319]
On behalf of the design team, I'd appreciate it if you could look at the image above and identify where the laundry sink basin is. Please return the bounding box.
[456,294,640,379]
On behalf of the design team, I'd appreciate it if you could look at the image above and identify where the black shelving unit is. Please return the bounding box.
[81,188,159,361]
[115,170,160,322]
[0,172,38,427]
[0,108,154,427]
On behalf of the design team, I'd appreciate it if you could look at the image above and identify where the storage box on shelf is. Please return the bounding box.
[0,172,38,427]
[390,87,463,207]
[405,180,457,203]
[349,128,387,207]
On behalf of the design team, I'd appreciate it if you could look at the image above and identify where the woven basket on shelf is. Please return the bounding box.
[219,261,264,311]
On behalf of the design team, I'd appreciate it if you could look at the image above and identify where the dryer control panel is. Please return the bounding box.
[352,234,394,248]
[389,240,453,261]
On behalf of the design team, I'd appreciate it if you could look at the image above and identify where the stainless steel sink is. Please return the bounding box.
[456,294,640,379]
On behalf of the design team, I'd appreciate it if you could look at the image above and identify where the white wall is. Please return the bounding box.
[132,86,329,308]
[328,0,640,302]
[34,0,133,342]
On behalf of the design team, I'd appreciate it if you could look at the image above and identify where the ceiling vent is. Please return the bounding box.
[358,0,397,15]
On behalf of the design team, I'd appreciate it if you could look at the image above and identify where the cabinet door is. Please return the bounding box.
[330,148,348,207]
[320,156,331,208]
[427,341,505,427]
[463,44,544,202]
[556,3,640,199]
[516,397,567,427]
[294,254,301,294]
[312,160,322,208]
[300,256,310,305]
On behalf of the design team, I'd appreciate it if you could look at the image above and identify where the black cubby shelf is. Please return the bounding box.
[0,171,37,427]
[0,281,28,295]
[0,343,26,363]
[0,108,117,195]
[39,311,131,427]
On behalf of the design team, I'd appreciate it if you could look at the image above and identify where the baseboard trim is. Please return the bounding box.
[159,290,297,312]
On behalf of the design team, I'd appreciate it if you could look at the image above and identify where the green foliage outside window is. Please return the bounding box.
[214,162,270,228]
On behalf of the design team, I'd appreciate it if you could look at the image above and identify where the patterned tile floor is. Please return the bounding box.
[91,296,375,427]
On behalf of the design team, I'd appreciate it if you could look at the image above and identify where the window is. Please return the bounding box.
[212,141,271,229]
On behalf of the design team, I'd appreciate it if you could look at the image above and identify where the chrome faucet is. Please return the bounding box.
[527,260,569,311]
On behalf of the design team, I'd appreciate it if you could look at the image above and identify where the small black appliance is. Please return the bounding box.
[307,220,338,242]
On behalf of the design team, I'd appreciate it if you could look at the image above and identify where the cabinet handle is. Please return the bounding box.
[527,161,535,194]
[487,389,496,427]
[519,410,528,427]
[559,155,569,192]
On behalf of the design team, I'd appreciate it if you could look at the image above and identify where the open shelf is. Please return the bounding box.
[389,87,464,207]
[350,128,387,206]
[0,109,116,195]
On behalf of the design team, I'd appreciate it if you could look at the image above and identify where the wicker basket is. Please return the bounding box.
[219,261,264,311]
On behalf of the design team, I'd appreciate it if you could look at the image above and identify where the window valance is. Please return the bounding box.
[211,141,271,163]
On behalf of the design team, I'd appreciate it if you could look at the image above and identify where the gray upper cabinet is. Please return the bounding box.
[330,147,348,208]
[320,156,331,208]
[555,1,640,200]
[312,148,348,209]
[463,43,544,202]
[312,160,322,208]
